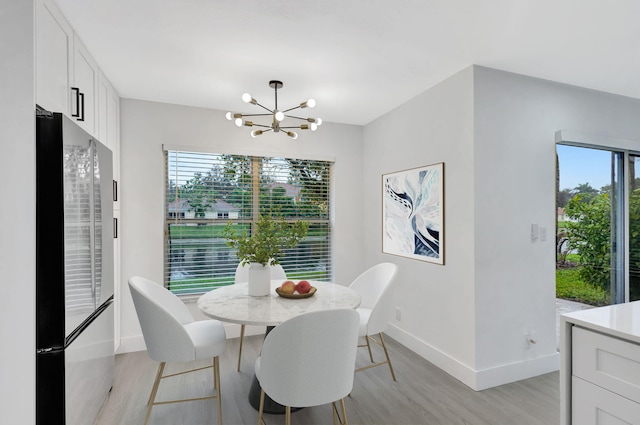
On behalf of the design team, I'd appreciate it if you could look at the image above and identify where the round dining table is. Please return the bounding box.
[197,279,361,413]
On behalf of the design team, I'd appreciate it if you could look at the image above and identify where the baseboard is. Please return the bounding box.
[386,323,560,391]
[474,351,559,390]
[386,323,478,388]
[117,335,146,354]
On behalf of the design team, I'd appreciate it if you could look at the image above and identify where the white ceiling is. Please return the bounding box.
[55,0,640,126]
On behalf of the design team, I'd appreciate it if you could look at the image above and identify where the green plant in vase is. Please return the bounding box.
[223,214,309,266]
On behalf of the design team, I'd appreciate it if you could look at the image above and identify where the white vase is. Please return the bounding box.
[248,262,271,296]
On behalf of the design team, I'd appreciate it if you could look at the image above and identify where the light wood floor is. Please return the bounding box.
[95,334,560,425]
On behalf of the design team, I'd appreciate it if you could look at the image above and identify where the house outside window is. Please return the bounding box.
[164,149,333,295]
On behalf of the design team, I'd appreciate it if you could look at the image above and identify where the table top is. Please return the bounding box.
[197,280,361,326]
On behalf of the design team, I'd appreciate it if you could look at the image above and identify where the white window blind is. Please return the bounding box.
[164,149,333,295]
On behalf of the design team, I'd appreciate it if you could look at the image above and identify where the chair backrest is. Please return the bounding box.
[349,263,398,335]
[234,262,286,284]
[257,309,359,408]
[128,276,196,362]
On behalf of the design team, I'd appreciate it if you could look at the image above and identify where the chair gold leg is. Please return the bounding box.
[214,356,222,425]
[332,402,337,425]
[340,398,349,425]
[145,362,165,425]
[379,333,396,381]
[145,359,223,424]
[365,336,374,362]
[285,405,291,425]
[258,389,265,425]
[238,324,245,371]
[332,401,341,425]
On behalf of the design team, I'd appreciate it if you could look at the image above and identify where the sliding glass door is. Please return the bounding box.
[629,154,640,301]
[556,144,638,305]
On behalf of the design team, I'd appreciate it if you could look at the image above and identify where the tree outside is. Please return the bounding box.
[559,182,640,304]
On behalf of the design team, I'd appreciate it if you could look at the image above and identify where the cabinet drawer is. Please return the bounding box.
[572,376,640,424]
[573,326,640,402]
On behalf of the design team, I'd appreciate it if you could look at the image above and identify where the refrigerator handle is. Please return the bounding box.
[113,180,118,202]
[114,218,118,239]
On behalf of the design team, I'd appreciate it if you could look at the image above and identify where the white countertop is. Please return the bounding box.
[561,300,640,344]
[197,280,361,326]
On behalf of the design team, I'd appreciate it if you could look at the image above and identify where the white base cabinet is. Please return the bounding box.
[561,301,640,425]
[572,376,640,425]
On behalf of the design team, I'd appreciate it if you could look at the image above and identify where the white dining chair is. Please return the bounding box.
[234,261,287,371]
[255,309,360,425]
[128,276,226,425]
[349,262,399,381]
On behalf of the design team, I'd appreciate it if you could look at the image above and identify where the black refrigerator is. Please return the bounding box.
[36,107,115,425]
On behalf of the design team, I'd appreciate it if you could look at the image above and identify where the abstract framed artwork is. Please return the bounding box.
[382,162,444,264]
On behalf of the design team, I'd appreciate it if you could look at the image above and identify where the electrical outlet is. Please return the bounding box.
[395,307,401,321]
[524,330,537,348]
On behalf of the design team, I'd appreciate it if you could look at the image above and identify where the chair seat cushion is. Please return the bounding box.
[184,319,227,360]
[356,307,371,337]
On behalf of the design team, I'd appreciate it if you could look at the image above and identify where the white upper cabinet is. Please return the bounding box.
[36,0,72,114]
[72,34,99,136]
[36,0,118,146]
[98,71,121,186]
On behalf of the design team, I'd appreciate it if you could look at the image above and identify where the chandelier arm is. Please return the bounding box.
[282,105,302,113]
[251,123,273,129]
[280,125,307,129]
[253,102,274,113]
[284,115,315,121]
[237,113,273,118]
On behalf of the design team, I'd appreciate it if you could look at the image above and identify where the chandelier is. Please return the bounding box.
[225,80,322,139]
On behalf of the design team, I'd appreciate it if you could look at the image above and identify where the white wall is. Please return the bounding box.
[363,65,640,390]
[0,1,36,423]
[118,99,364,351]
[472,66,640,387]
[363,67,479,384]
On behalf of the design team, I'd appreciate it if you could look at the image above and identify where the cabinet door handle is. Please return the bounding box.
[113,180,118,202]
[71,87,85,121]
[78,92,85,122]
[71,87,81,118]
[113,217,118,239]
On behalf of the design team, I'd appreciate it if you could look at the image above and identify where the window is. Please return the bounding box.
[164,149,333,295]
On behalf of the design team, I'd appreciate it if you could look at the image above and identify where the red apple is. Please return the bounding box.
[296,280,311,294]
[280,280,296,295]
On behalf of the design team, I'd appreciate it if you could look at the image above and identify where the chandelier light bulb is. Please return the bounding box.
[241,93,252,103]
[316,118,323,126]
[225,112,233,120]
[310,123,318,131]
[275,110,285,122]
[306,98,316,108]
[234,118,243,127]
[287,131,298,139]
[251,130,263,138]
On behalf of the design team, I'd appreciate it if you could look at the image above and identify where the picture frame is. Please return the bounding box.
[382,162,444,264]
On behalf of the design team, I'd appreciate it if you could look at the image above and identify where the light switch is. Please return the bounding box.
[539,226,547,242]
